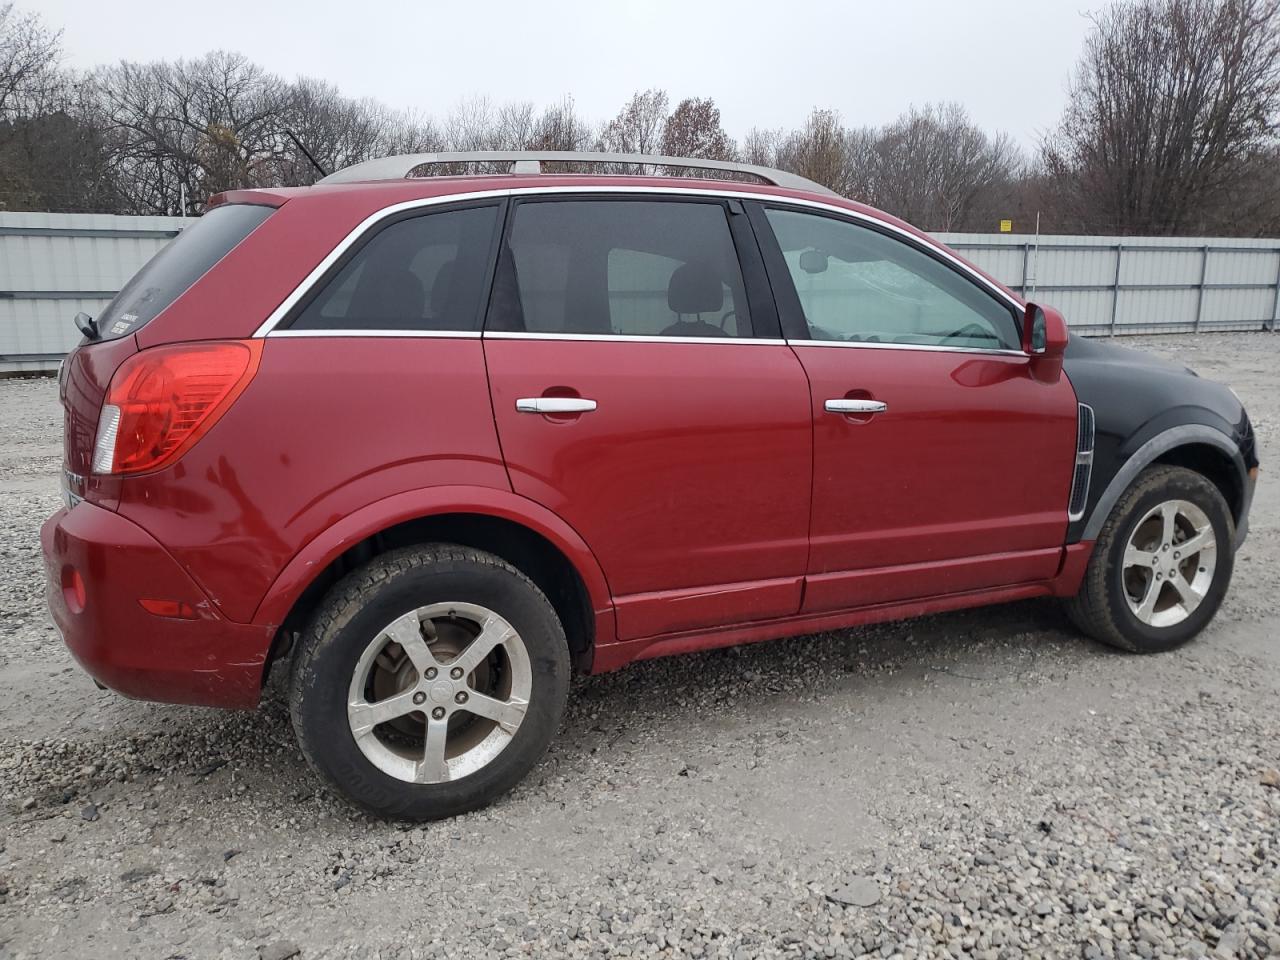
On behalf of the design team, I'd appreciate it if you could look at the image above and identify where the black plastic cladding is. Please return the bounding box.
[1061,334,1257,544]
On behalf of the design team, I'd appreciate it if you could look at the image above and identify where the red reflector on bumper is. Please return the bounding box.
[139,598,198,620]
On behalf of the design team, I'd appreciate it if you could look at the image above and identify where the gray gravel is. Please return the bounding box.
[0,333,1277,960]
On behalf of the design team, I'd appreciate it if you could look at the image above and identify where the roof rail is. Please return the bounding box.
[317,151,840,197]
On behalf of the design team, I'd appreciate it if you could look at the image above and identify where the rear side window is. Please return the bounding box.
[96,204,273,339]
[291,204,500,332]
[489,199,753,338]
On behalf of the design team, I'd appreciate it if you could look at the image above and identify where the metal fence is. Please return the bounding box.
[2,212,1277,373]
[0,211,192,373]
[936,232,1280,336]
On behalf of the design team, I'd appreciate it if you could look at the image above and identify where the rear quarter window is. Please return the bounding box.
[95,204,274,340]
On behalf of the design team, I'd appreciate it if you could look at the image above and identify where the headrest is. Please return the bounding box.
[667,261,724,315]
[350,270,424,324]
[430,260,456,317]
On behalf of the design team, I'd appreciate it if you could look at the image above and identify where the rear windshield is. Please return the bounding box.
[95,204,274,339]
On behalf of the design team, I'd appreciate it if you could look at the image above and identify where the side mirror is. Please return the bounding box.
[1023,303,1068,358]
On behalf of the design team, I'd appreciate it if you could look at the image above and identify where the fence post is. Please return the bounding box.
[1193,245,1209,332]
[1271,250,1280,332]
[1109,243,1124,336]
[1021,242,1031,296]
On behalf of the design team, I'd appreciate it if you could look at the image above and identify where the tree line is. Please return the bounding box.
[1,0,1277,235]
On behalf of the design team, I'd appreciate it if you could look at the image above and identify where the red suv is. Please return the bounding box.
[43,152,1259,819]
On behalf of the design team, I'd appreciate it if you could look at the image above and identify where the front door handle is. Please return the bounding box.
[516,397,598,414]
[825,399,887,415]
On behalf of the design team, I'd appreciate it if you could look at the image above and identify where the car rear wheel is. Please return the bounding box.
[1065,465,1234,653]
[289,544,570,820]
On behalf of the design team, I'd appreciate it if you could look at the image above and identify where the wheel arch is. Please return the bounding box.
[1081,424,1249,545]
[254,487,617,680]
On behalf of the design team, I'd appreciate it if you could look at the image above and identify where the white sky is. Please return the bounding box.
[38,0,1097,150]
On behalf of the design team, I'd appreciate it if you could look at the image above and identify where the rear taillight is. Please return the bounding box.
[92,340,262,476]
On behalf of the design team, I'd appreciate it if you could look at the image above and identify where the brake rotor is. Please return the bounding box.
[369,615,494,742]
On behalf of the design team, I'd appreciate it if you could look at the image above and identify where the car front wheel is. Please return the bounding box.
[289,544,570,820]
[1066,464,1235,653]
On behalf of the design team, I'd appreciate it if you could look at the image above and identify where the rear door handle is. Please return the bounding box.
[825,399,887,415]
[516,397,598,414]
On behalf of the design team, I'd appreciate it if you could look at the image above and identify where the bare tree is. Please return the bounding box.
[1043,0,1280,234]
[278,79,389,183]
[741,126,783,167]
[660,97,735,168]
[0,3,60,119]
[873,103,1023,231]
[530,97,596,168]
[494,100,536,149]
[443,96,498,152]
[599,88,668,155]
[774,109,863,195]
[94,52,293,214]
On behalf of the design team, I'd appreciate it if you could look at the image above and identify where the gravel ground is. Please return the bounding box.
[0,333,1277,960]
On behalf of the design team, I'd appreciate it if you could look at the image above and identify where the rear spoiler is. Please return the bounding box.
[207,189,291,209]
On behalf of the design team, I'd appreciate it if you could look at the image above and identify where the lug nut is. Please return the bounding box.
[412,691,426,705]
[431,707,446,720]
[450,667,464,680]
[455,691,468,704]
[425,667,437,680]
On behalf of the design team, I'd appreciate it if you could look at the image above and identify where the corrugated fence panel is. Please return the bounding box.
[1,215,1277,371]
[937,232,1280,335]
[1,211,190,370]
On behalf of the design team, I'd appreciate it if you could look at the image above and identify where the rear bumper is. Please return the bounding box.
[41,503,274,709]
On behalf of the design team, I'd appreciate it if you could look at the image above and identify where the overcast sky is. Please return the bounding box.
[38,0,1098,150]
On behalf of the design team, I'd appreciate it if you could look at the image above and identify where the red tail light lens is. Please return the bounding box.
[92,340,263,476]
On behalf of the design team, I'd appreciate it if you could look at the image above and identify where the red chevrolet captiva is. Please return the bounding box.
[44,151,1259,819]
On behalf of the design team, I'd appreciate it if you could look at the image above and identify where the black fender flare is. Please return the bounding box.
[1080,423,1252,548]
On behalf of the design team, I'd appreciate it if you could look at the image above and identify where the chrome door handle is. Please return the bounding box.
[516,397,597,414]
[825,399,887,414]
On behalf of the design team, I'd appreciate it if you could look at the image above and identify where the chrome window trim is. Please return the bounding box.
[266,328,481,339]
[485,331,787,346]
[785,338,1028,358]
[254,184,1025,339]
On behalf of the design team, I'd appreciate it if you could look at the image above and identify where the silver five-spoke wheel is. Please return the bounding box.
[347,602,532,784]
[1122,499,1217,628]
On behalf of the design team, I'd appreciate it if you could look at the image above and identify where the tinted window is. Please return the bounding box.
[292,204,499,332]
[765,208,1019,350]
[96,204,273,339]
[489,200,752,338]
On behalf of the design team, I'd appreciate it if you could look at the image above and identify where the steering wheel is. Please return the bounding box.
[942,323,999,344]
[719,310,736,332]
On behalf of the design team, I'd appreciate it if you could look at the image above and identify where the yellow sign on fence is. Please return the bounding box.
[999,219,1013,233]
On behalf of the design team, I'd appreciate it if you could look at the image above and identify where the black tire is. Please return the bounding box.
[1065,465,1234,653]
[289,544,570,820]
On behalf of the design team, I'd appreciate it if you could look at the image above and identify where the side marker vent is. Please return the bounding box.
[1069,404,1096,521]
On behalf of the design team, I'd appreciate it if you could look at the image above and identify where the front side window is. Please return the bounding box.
[764,208,1020,350]
[291,204,500,332]
[489,199,753,338]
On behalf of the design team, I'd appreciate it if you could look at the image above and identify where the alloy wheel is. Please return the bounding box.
[346,602,532,783]
[1121,499,1217,629]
